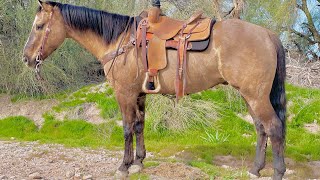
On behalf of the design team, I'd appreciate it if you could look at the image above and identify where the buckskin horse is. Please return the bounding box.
[23,1,287,179]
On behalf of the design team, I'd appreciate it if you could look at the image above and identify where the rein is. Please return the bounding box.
[35,11,54,80]
[102,17,135,77]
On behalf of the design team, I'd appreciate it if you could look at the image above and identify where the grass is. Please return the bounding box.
[0,83,319,178]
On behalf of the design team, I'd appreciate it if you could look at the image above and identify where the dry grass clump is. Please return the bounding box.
[146,95,219,132]
[286,52,320,88]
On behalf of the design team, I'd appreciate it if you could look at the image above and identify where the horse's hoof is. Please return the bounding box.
[249,168,261,177]
[114,170,128,180]
[248,171,260,179]
[273,172,284,180]
[128,165,143,175]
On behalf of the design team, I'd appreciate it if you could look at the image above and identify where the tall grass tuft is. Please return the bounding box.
[146,95,219,132]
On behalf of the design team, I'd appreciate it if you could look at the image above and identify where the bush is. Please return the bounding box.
[146,95,219,131]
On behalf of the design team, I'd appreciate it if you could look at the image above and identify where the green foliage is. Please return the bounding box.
[286,84,320,127]
[243,0,297,33]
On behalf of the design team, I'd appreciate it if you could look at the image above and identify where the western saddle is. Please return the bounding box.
[136,7,215,101]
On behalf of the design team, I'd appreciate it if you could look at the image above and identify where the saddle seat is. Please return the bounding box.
[146,7,211,41]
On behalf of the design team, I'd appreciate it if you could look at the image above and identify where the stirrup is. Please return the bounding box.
[142,72,161,94]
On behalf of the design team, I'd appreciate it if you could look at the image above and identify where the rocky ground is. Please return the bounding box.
[0,141,210,180]
[0,141,122,179]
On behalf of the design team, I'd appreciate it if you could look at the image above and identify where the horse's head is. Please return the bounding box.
[23,0,66,68]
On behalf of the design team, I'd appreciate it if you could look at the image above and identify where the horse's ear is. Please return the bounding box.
[38,1,52,12]
[38,0,43,7]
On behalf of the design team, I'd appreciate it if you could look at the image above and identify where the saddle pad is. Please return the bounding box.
[147,35,167,70]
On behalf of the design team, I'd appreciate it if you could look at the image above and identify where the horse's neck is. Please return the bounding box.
[66,27,123,62]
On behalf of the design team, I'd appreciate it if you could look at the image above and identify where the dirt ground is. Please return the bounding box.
[0,141,209,180]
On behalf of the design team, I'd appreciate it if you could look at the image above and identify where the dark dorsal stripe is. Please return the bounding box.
[41,1,132,44]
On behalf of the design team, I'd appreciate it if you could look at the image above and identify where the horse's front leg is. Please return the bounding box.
[129,93,147,174]
[116,92,138,176]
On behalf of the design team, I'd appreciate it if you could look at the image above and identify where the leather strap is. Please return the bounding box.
[35,10,54,81]
[39,11,54,60]
[140,19,148,72]
[166,40,192,50]
[175,21,201,101]
[101,43,134,66]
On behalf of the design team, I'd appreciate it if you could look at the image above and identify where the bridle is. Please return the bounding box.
[35,10,54,80]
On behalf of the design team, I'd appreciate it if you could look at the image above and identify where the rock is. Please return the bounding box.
[128,165,142,175]
[83,175,93,180]
[66,170,75,178]
[29,172,42,179]
[0,175,8,180]
[221,165,231,169]
[247,172,259,179]
[74,168,83,178]
[286,168,295,175]
[114,170,128,180]
[242,133,252,138]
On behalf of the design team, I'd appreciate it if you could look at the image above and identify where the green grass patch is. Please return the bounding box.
[129,174,150,180]
[0,116,38,139]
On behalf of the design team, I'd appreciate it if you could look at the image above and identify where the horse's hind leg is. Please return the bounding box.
[242,95,286,180]
[245,102,268,177]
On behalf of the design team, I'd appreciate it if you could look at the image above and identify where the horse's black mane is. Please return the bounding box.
[39,1,133,44]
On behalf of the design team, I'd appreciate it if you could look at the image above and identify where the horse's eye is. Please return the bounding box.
[36,24,45,30]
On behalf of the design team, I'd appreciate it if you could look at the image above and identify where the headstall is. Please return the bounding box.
[35,11,54,80]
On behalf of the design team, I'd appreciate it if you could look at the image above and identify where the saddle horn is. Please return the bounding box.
[152,0,161,8]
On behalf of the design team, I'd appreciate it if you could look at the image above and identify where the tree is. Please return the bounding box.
[291,0,320,60]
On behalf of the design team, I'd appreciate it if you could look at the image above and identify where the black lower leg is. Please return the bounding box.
[269,118,286,180]
[134,94,146,166]
[119,122,134,171]
[251,121,268,176]
[134,120,146,166]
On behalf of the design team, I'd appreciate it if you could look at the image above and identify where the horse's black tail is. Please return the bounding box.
[270,35,287,138]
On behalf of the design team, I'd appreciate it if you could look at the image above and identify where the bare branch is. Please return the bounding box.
[290,28,315,44]
[212,0,222,20]
[223,0,245,19]
[293,40,304,54]
[301,0,320,43]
